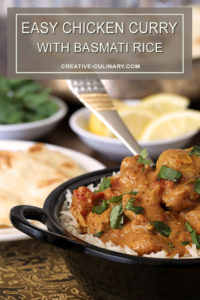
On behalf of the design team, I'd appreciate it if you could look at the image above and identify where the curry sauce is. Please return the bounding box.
[71,147,200,257]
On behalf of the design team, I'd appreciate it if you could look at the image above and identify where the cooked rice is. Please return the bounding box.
[59,181,200,259]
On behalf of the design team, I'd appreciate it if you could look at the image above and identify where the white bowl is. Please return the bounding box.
[0,96,68,140]
[69,107,198,161]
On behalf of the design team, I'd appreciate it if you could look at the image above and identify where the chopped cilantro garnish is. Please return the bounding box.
[107,191,137,204]
[194,178,200,194]
[107,195,123,204]
[95,177,111,193]
[92,200,108,214]
[150,221,171,238]
[126,191,138,196]
[157,165,182,182]
[189,146,200,156]
[137,149,153,166]
[185,222,200,248]
[167,242,175,249]
[132,206,144,215]
[93,231,104,237]
[125,201,144,214]
[110,204,124,229]
[181,241,190,245]
[125,201,134,211]
[129,197,135,202]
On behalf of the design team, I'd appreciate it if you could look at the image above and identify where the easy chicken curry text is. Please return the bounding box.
[71,147,200,257]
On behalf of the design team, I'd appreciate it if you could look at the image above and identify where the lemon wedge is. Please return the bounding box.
[138,93,189,115]
[141,110,200,141]
[88,99,128,137]
[88,106,155,139]
[119,108,155,139]
[88,113,113,137]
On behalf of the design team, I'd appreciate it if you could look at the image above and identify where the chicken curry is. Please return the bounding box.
[71,147,200,257]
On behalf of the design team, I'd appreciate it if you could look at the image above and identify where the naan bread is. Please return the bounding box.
[27,143,83,178]
[0,144,84,227]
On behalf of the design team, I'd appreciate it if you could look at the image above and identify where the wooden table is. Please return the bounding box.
[0,102,199,300]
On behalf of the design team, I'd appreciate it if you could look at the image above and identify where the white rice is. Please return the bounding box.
[59,182,200,259]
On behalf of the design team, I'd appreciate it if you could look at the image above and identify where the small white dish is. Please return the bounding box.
[0,140,105,242]
[0,96,68,140]
[69,107,198,161]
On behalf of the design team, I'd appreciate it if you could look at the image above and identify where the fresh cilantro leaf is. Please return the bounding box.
[141,148,148,159]
[110,204,124,229]
[95,177,111,193]
[132,206,144,215]
[194,178,200,194]
[189,146,200,156]
[126,191,138,195]
[125,201,134,211]
[125,202,144,215]
[92,200,108,214]
[93,231,104,237]
[197,235,200,244]
[185,222,199,247]
[181,241,190,245]
[137,149,153,166]
[0,77,58,124]
[107,191,137,204]
[167,242,175,249]
[150,221,171,238]
[157,165,182,182]
[129,197,135,202]
[107,195,123,204]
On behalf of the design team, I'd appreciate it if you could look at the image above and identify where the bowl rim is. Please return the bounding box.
[69,107,198,146]
[43,167,200,266]
[0,96,67,131]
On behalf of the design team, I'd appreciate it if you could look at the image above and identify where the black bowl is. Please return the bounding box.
[10,168,200,300]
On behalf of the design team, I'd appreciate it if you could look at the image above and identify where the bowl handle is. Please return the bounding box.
[10,205,84,250]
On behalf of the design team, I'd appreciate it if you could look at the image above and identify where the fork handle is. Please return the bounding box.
[80,93,142,156]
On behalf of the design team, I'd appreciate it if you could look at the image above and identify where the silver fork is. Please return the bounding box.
[67,79,143,156]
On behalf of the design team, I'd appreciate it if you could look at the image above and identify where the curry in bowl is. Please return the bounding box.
[61,146,200,258]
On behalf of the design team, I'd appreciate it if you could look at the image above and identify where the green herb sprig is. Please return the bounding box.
[194,178,200,194]
[94,177,111,193]
[125,201,144,215]
[157,165,182,182]
[137,149,153,166]
[93,231,104,237]
[150,221,171,238]
[189,146,200,156]
[110,204,124,229]
[92,200,108,214]
[0,77,58,124]
[181,241,190,245]
[185,222,200,248]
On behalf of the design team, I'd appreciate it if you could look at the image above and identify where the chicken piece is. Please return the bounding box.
[156,149,196,178]
[162,182,199,211]
[140,184,165,222]
[71,186,94,228]
[191,155,200,176]
[86,207,112,235]
[119,225,164,256]
[103,188,120,201]
[185,205,200,234]
[119,156,152,192]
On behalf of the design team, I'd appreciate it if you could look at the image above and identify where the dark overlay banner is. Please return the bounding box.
[7,7,192,79]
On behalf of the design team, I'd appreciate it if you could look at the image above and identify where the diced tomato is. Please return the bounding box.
[93,192,105,201]
[111,176,120,188]
[72,186,94,216]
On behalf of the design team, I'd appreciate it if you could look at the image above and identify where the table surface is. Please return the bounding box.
[0,103,199,300]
